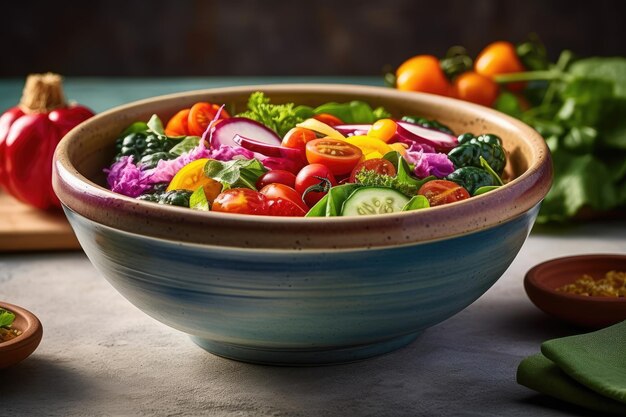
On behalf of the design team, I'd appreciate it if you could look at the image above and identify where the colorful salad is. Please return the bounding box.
[105,92,507,217]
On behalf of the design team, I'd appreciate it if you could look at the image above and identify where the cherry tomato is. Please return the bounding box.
[256,170,297,190]
[295,164,338,207]
[313,113,343,126]
[165,109,190,136]
[212,188,269,215]
[281,127,317,152]
[367,119,397,143]
[305,138,363,176]
[187,102,230,136]
[167,158,222,203]
[474,41,526,91]
[453,72,499,107]
[395,55,452,96]
[349,158,397,183]
[267,198,307,217]
[418,180,470,207]
[259,183,309,212]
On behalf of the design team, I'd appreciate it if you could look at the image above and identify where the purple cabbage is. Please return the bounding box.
[404,144,455,179]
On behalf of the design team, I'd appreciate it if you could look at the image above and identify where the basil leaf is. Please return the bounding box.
[383,151,433,189]
[169,136,201,156]
[0,308,15,328]
[203,158,267,190]
[402,195,430,211]
[190,186,210,211]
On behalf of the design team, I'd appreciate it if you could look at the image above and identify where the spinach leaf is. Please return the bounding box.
[473,186,501,196]
[120,121,149,136]
[147,114,167,138]
[312,101,391,124]
[402,195,430,211]
[305,184,361,217]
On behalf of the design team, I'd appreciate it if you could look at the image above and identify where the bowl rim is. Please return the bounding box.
[524,254,626,303]
[53,83,552,249]
[0,301,43,353]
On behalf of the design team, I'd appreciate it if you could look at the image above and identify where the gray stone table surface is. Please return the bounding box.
[1,220,625,417]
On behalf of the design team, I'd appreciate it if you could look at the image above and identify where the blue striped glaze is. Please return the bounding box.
[65,205,539,364]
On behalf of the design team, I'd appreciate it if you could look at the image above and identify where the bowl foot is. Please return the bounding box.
[190,332,421,366]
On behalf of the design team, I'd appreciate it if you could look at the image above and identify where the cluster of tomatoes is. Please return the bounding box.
[395,41,526,107]
[164,102,230,137]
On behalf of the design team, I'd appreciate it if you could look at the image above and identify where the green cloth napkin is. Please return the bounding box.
[517,320,626,415]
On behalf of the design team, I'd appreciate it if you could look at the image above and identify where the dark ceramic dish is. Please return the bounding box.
[524,254,626,328]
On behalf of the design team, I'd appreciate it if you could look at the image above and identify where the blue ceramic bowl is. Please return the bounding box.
[53,84,552,364]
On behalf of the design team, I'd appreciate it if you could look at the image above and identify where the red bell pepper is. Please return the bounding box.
[0,73,94,209]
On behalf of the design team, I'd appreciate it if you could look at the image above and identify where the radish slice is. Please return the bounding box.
[210,117,282,151]
[234,134,304,161]
[334,124,372,135]
[395,121,458,153]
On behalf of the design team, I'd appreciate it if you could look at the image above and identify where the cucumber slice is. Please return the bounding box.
[341,187,410,216]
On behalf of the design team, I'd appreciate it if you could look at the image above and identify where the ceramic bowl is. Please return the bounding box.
[0,301,43,369]
[525,254,626,328]
[53,84,552,364]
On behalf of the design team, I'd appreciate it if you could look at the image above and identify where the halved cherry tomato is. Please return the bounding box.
[313,113,343,127]
[417,180,470,207]
[165,109,190,136]
[187,102,230,136]
[396,55,452,96]
[256,170,297,190]
[267,198,307,217]
[474,41,526,91]
[305,138,363,176]
[212,188,269,215]
[167,158,222,203]
[259,183,309,212]
[281,127,317,152]
[295,164,338,207]
[453,72,499,107]
[349,158,397,183]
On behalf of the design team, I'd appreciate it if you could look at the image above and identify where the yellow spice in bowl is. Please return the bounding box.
[556,270,626,297]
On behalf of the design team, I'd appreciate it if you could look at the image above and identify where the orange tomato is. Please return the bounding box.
[395,55,452,96]
[164,109,190,136]
[474,41,526,91]
[187,102,230,136]
[453,72,499,107]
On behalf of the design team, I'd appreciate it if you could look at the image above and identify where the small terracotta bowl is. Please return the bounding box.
[524,254,626,328]
[0,301,43,369]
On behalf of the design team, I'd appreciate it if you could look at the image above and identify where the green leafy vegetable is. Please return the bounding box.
[473,186,501,196]
[147,114,167,138]
[383,151,434,190]
[402,195,430,211]
[203,158,267,190]
[236,92,304,137]
[0,309,16,328]
[446,166,497,195]
[305,184,361,217]
[169,136,201,156]
[311,101,391,124]
[190,186,210,211]
[400,116,454,135]
[494,53,626,221]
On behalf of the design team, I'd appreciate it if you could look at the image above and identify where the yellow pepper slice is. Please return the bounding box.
[296,118,345,140]
[167,158,222,203]
[367,119,397,143]
[344,135,392,158]
[388,142,408,156]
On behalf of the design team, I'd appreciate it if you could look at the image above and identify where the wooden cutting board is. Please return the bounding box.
[0,192,81,251]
